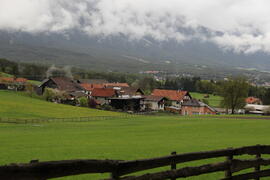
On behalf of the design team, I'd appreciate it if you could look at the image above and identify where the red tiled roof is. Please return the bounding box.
[80,83,104,91]
[0,77,28,83]
[91,88,116,97]
[104,83,129,88]
[152,89,188,101]
[0,77,14,82]
[15,78,28,83]
[246,97,261,104]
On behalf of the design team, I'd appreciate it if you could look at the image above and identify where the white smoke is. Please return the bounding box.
[1,0,270,53]
[46,65,73,78]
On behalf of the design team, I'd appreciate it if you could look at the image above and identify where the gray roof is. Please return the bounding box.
[144,95,167,102]
[182,99,217,112]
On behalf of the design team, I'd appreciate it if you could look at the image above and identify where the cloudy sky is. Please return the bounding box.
[1,0,270,53]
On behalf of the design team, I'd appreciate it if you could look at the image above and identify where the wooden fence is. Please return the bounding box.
[1,145,270,180]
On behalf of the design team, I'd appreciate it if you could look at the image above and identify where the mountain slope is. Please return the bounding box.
[1,31,270,75]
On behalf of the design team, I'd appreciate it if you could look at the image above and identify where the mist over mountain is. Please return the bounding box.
[0,30,270,75]
[1,0,270,79]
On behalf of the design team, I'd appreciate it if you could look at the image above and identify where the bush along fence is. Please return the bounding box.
[1,145,270,180]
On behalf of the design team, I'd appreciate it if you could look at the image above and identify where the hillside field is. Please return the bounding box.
[190,92,222,107]
[0,90,121,119]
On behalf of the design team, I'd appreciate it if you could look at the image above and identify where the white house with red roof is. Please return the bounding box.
[151,89,191,108]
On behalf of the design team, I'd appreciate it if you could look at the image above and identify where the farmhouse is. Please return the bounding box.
[0,77,28,90]
[80,83,105,94]
[104,82,129,88]
[117,87,144,97]
[245,97,262,105]
[151,89,191,108]
[39,77,83,94]
[90,88,117,105]
[244,104,270,114]
[109,96,144,112]
[181,99,217,115]
[143,95,168,111]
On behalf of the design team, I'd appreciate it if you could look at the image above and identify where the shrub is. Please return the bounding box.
[101,104,113,111]
[43,88,56,101]
[78,97,88,107]
[25,83,35,97]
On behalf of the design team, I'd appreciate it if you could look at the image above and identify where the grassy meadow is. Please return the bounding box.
[0,90,121,119]
[1,116,270,179]
[190,92,222,107]
[0,90,269,179]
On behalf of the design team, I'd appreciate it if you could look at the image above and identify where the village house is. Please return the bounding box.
[39,77,83,94]
[80,83,105,94]
[151,89,192,108]
[0,77,28,90]
[143,95,168,111]
[90,88,117,105]
[104,82,129,89]
[181,99,217,115]
[117,87,144,97]
[109,96,144,112]
[245,97,262,105]
[244,104,270,115]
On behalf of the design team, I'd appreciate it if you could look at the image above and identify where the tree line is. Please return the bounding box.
[2,58,270,109]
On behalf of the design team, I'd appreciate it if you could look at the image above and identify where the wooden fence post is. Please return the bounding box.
[111,161,119,180]
[110,171,119,180]
[171,151,177,180]
[255,153,261,180]
[225,149,233,179]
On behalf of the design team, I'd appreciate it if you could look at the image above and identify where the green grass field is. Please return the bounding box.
[0,90,120,119]
[190,92,222,107]
[1,116,269,179]
[0,90,269,179]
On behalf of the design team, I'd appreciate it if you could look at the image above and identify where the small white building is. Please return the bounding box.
[143,95,168,111]
[244,104,270,115]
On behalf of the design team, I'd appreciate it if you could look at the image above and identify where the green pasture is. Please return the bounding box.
[0,90,269,179]
[0,90,120,119]
[190,92,222,107]
[1,116,270,179]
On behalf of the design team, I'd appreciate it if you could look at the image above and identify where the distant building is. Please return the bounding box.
[143,95,168,111]
[109,96,144,112]
[151,89,191,108]
[117,87,144,97]
[39,77,83,94]
[90,88,117,105]
[181,99,217,115]
[0,77,28,91]
[244,104,270,115]
[80,83,105,94]
[245,97,262,105]
[104,83,129,89]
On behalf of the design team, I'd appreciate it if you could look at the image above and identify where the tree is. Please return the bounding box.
[220,77,249,114]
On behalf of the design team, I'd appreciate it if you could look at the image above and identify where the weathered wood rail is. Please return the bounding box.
[1,145,270,180]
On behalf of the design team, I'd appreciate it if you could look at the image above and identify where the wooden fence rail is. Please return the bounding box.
[1,145,270,180]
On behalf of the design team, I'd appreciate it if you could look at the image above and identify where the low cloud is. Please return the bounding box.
[1,0,270,53]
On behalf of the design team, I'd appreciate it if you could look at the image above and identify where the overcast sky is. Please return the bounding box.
[1,0,270,54]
